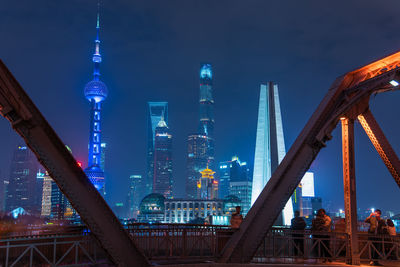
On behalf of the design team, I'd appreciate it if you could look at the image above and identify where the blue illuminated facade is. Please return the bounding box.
[146,102,168,196]
[186,64,215,198]
[251,82,293,225]
[84,12,108,195]
[199,63,214,137]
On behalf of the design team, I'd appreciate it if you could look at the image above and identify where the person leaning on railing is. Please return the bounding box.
[291,210,306,257]
[386,219,397,260]
[364,209,386,266]
[311,209,332,263]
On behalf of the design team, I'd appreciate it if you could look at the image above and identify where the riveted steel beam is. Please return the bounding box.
[0,60,149,267]
[341,118,360,265]
[219,50,400,263]
[358,110,400,188]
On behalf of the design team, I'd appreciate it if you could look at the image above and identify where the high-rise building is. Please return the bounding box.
[41,172,52,217]
[153,117,173,198]
[251,82,293,225]
[146,102,168,196]
[218,156,252,199]
[219,156,253,215]
[127,174,144,219]
[83,11,108,196]
[6,145,40,215]
[292,172,315,216]
[198,63,215,138]
[0,171,8,212]
[186,134,214,198]
[186,64,216,198]
[197,166,218,200]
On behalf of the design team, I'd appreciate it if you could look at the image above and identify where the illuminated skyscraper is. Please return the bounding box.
[186,134,214,198]
[186,64,215,198]
[84,11,108,195]
[153,117,173,198]
[251,82,293,225]
[218,156,252,215]
[41,172,52,217]
[199,63,215,138]
[6,145,40,215]
[197,166,218,200]
[146,102,168,196]
[127,174,144,218]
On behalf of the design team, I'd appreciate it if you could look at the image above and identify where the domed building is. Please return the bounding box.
[137,193,165,223]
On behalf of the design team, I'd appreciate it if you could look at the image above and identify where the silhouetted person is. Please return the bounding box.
[230,206,243,229]
[291,210,306,256]
[365,209,386,266]
[312,209,331,262]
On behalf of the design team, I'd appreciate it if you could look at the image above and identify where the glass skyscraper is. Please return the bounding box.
[153,117,173,198]
[251,82,293,225]
[186,64,215,198]
[186,134,214,198]
[127,174,144,219]
[219,156,252,215]
[198,63,215,137]
[146,102,168,196]
[6,145,40,215]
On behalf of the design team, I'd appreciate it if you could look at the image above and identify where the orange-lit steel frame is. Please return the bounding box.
[2,48,400,266]
[341,118,360,265]
[0,60,149,267]
[220,50,400,264]
[358,110,400,187]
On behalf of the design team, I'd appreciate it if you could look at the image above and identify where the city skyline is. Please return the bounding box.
[0,1,400,215]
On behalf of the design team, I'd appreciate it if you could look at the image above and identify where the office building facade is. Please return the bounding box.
[186,64,216,198]
[197,166,218,200]
[186,134,214,198]
[146,102,168,196]
[6,145,40,215]
[127,174,144,219]
[153,117,173,198]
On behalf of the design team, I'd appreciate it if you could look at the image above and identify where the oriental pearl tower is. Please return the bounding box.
[84,10,108,196]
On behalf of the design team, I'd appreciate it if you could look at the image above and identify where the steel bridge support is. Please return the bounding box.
[219,50,400,263]
[358,110,400,188]
[0,61,149,267]
[341,118,360,265]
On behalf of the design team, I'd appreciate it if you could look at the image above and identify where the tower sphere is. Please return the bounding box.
[84,80,108,102]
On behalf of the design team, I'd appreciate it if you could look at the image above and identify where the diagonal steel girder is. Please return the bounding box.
[219,51,400,263]
[0,60,149,267]
[358,109,400,188]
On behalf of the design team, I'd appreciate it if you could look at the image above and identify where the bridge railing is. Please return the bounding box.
[0,225,399,266]
[0,234,109,267]
[253,228,400,263]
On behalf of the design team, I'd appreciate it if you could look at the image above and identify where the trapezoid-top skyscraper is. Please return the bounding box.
[84,12,108,196]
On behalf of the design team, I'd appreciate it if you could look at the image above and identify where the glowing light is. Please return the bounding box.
[200,64,212,79]
[390,80,399,86]
[77,161,82,167]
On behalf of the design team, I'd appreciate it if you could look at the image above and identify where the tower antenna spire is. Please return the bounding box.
[84,0,108,195]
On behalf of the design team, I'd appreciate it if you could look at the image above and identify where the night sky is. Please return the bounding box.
[1,1,400,215]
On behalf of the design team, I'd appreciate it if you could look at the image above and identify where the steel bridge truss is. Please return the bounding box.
[219,51,400,264]
[1,50,400,266]
[0,60,149,267]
